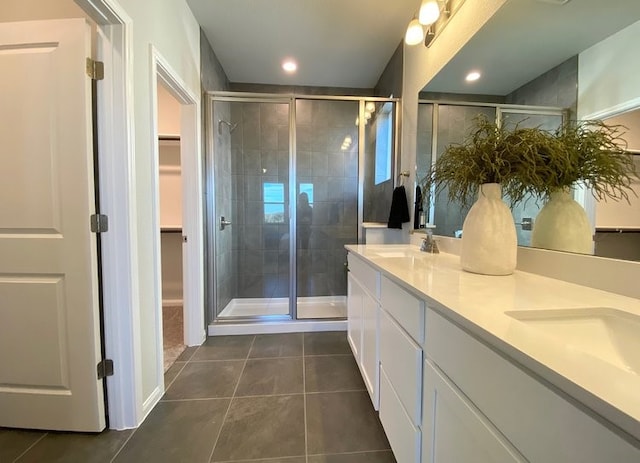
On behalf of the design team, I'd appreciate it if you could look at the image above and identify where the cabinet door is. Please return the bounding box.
[380,309,423,426]
[347,273,363,361]
[361,290,379,409]
[422,360,526,463]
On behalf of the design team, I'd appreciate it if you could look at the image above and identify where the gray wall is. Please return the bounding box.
[505,56,578,120]
[201,30,232,316]
[375,41,403,98]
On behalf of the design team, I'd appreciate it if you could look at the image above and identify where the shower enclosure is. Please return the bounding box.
[206,94,398,322]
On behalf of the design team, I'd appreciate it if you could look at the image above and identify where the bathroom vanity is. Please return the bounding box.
[345,245,640,463]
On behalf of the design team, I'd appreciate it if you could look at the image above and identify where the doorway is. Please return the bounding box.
[156,81,186,371]
[151,50,205,392]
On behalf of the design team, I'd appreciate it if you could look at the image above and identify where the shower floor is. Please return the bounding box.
[218,296,347,319]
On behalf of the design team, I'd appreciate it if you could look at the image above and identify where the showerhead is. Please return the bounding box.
[218,119,238,134]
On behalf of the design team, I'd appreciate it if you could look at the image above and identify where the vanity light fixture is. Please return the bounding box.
[404,18,424,46]
[466,71,481,82]
[419,0,440,25]
[282,59,297,73]
[405,0,460,48]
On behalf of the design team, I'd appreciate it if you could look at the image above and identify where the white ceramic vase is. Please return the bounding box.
[460,183,517,275]
[531,188,593,254]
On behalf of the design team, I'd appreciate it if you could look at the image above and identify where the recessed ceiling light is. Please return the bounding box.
[282,59,297,73]
[466,71,481,82]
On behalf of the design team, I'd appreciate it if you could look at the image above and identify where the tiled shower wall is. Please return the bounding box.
[505,56,578,120]
[213,101,235,315]
[295,99,359,298]
[230,102,291,300]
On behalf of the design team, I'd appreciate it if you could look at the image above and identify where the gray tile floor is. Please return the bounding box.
[1,332,395,463]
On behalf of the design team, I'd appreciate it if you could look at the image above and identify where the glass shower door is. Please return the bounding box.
[294,99,359,319]
[212,99,292,319]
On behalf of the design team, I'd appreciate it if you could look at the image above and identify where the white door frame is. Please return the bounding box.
[77,0,205,429]
[149,45,205,402]
[577,100,640,231]
[75,0,142,429]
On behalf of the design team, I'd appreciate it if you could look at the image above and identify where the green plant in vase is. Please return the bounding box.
[421,114,561,275]
[527,120,637,254]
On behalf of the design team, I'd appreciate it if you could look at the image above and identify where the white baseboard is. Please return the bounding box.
[208,320,347,336]
[141,384,164,424]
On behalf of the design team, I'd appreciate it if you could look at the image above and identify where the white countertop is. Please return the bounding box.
[345,244,640,442]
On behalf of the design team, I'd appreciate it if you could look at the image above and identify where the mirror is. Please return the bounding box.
[416,1,640,262]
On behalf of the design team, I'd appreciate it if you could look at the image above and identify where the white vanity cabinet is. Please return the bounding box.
[346,253,380,408]
[424,309,640,463]
[344,248,640,463]
[422,358,526,463]
[379,275,425,463]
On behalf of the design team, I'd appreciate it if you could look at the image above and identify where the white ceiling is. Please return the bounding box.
[187,0,421,88]
[423,0,640,95]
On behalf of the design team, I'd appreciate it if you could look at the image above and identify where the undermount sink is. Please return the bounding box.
[373,251,415,258]
[505,307,640,374]
[369,247,423,259]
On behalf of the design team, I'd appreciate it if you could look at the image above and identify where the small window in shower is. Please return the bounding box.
[374,102,393,185]
[264,182,285,223]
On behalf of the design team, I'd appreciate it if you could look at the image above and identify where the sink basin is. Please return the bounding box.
[369,247,424,258]
[505,308,640,374]
[373,251,415,258]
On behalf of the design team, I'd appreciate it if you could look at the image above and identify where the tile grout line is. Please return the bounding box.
[303,332,308,463]
[186,352,351,364]
[11,432,48,463]
[207,335,257,463]
[164,361,189,391]
[160,391,306,402]
[109,427,138,463]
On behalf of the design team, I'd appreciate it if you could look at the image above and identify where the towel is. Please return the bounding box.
[387,185,410,229]
[414,185,423,229]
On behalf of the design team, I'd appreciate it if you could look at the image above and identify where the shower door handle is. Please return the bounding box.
[220,216,232,230]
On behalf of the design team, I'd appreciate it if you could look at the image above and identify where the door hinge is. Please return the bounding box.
[86,58,104,80]
[97,359,114,379]
[90,214,109,233]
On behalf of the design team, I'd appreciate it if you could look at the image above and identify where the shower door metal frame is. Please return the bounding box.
[206,92,400,324]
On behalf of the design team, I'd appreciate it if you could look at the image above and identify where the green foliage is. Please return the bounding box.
[421,115,637,207]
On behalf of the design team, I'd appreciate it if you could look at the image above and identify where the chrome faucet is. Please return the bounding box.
[420,232,439,253]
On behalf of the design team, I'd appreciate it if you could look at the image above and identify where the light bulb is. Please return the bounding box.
[419,0,440,26]
[404,19,424,46]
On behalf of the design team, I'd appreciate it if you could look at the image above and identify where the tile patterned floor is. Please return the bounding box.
[1,332,395,463]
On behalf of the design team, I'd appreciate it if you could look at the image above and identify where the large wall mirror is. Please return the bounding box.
[416,0,640,262]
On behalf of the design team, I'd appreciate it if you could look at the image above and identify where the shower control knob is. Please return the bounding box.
[220,216,232,230]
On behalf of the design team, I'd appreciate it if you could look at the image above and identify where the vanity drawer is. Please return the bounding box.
[380,365,421,463]
[381,276,425,343]
[425,309,640,463]
[348,253,380,300]
[380,308,422,426]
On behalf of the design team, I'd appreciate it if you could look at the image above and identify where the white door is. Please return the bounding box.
[0,19,105,432]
